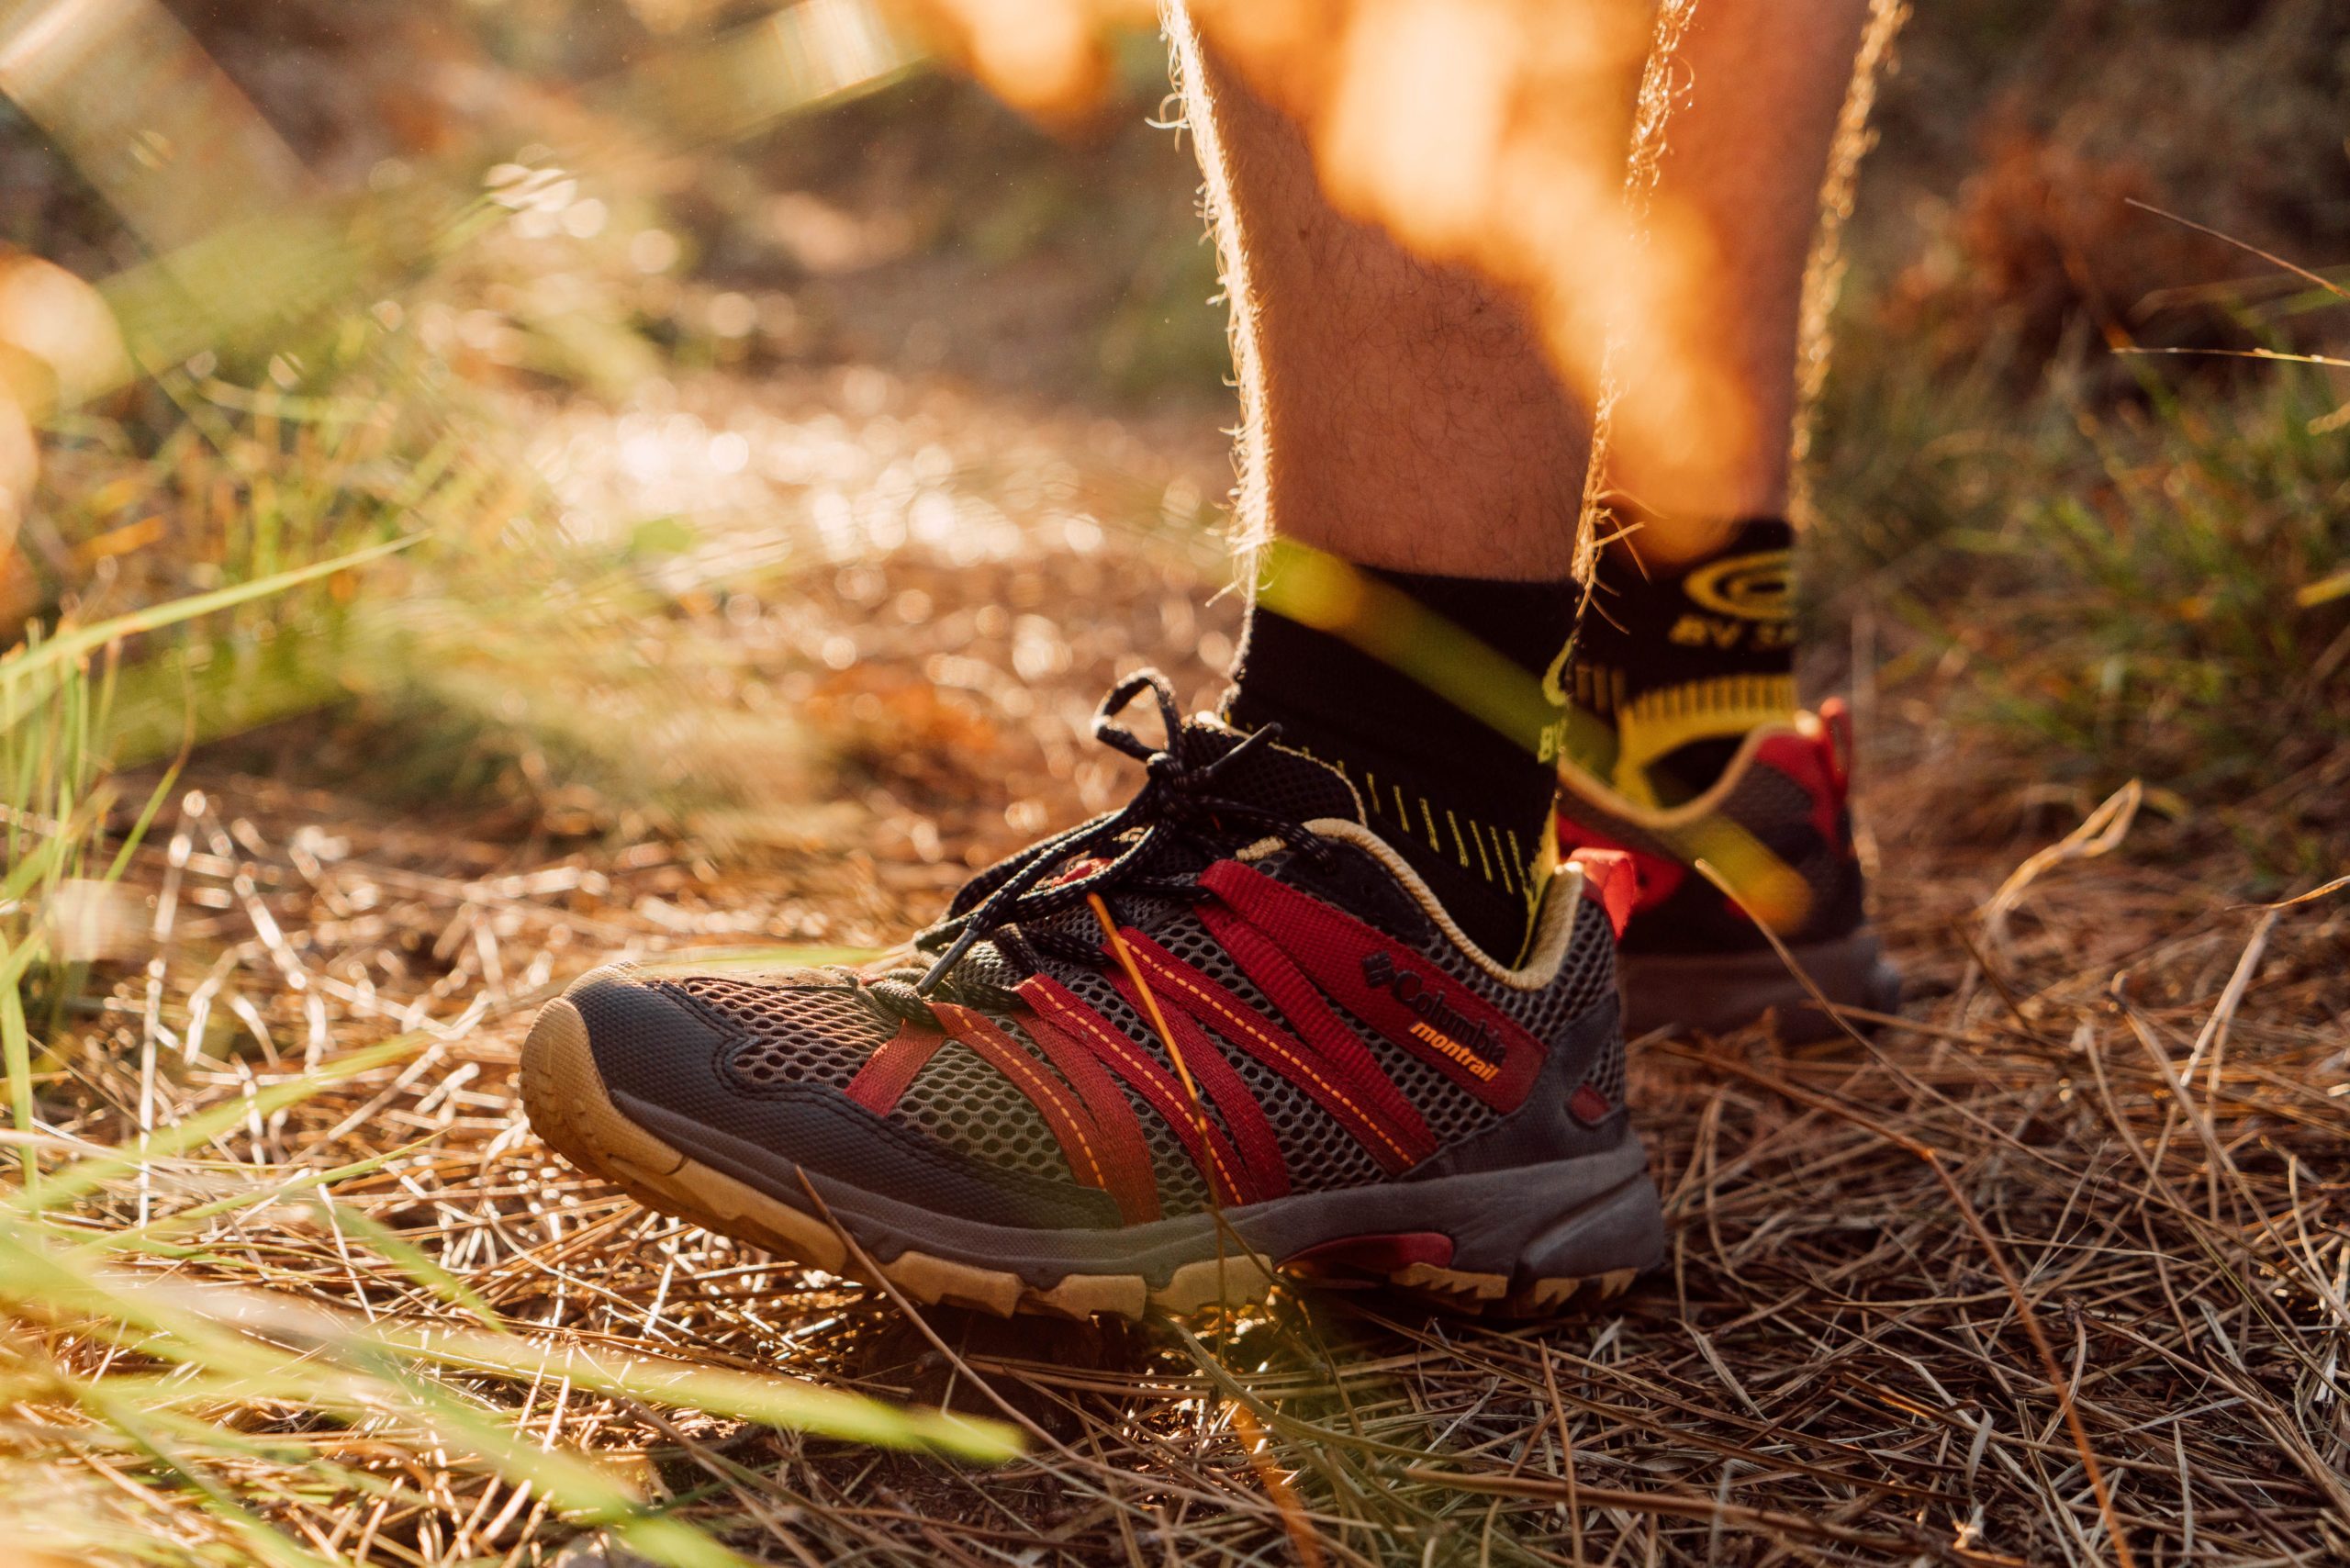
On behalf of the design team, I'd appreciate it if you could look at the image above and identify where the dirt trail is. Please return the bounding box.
[51,364,2350,1566]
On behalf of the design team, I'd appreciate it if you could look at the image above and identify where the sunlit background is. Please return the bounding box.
[2,0,2342,856]
[2,0,2347,1562]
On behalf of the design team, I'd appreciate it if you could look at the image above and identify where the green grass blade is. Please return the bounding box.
[364,1318,1024,1460]
[84,1391,340,1568]
[307,1194,509,1332]
[0,535,420,710]
[0,940,38,1194]
[101,757,185,883]
[85,1144,422,1250]
[17,1031,430,1213]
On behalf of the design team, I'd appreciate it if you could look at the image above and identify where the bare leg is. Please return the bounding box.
[1611,0,1877,566]
[1561,0,1882,802]
[1168,10,1590,581]
[1170,0,1875,575]
[1174,0,1883,955]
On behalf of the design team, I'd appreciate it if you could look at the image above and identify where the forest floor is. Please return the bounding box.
[8,6,2350,1562]
[19,350,2346,1566]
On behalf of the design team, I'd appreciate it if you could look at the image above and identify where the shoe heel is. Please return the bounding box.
[1324,1151,1666,1317]
[1512,1166,1668,1282]
[1621,925,1901,1040]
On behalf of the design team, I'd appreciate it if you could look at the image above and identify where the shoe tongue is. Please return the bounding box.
[913,716,1361,1002]
[1172,718,1364,827]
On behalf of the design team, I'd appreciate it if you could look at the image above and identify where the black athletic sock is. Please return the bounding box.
[1225,561,1574,961]
[1567,517,1797,798]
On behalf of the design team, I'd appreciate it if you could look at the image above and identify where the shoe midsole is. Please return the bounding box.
[619,1093,1663,1289]
[1618,924,1899,1037]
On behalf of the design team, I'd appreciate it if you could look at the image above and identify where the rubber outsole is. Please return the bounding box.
[1618,924,1902,1042]
[518,995,1661,1321]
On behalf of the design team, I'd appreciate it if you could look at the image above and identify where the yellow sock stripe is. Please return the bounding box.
[1253,540,1563,758]
[1609,674,1797,806]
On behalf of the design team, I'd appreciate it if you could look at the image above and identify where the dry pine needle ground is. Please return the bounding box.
[7,374,2349,1567]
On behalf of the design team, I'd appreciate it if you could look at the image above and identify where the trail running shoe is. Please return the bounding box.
[521,672,1664,1319]
[1553,698,1901,1041]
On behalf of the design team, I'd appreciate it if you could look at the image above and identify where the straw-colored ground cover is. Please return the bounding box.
[6,363,2346,1565]
[6,4,2348,1561]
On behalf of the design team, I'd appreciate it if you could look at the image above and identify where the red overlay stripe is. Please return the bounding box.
[1197,905,1438,1162]
[1105,966,1290,1202]
[844,1021,946,1115]
[1115,925,1431,1173]
[1019,975,1256,1205]
[1016,1010,1162,1224]
[957,1004,1160,1225]
[1200,859,1546,1110]
[930,1002,1108,1197]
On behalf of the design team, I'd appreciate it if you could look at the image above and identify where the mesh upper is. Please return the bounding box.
[1050,959,1218,1213]
[1583,1029,1628,1110]
[1222,1028,1388,1191]
[1560,753,1830,879]
[623,729,1627,1219]
[1561,745,1865,949]
[1122,1074,1214,1214]
[1736,764,1818,832]
[1333,992,1495,1146]
[635,858,1622,1215]
[894,1038,1071,1181]
[660,977,890,1092]
[1145,902,1391,1192]
[1434,896,1617,1048]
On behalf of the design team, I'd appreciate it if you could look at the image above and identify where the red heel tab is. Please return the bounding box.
[1815,697,1854,798]
[1567,847,1638,938]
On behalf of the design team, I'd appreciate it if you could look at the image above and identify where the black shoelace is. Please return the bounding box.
[863,671,1334,1022]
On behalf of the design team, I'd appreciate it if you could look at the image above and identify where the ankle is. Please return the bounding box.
[1569,516,1799,805]
[1226,553,1575,961]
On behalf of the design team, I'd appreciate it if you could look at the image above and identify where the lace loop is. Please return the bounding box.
[907,670,1326,1001]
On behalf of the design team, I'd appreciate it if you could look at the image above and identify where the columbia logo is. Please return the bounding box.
[1360,951,1503,1079]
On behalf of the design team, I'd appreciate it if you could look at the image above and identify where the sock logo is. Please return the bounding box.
[1359,951,1501,1080]
[1541,637,1575,707]
[1668,615,1798,653]
[1536,641,1573,761]
[1683,549,1793,621]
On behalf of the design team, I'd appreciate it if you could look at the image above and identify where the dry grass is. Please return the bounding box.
[6,7,2348,1562]
[9,447,2347,1562]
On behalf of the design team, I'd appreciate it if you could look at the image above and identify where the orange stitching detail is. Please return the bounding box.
[1199,906,1438,1151]
[1020,1010,1160,1222]
[1134,946,1413,1166]
[1088,895,1250,1207]
[941,1008,1104,1192]
[1042,986,1244,1204]
[990,1046,1104,1189]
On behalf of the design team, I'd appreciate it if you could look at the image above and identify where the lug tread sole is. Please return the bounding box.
[520,998,1630,1322]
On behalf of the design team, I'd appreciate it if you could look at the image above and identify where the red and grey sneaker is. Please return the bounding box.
[520,672,1663,1319]
[1553,698,1901,1041]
